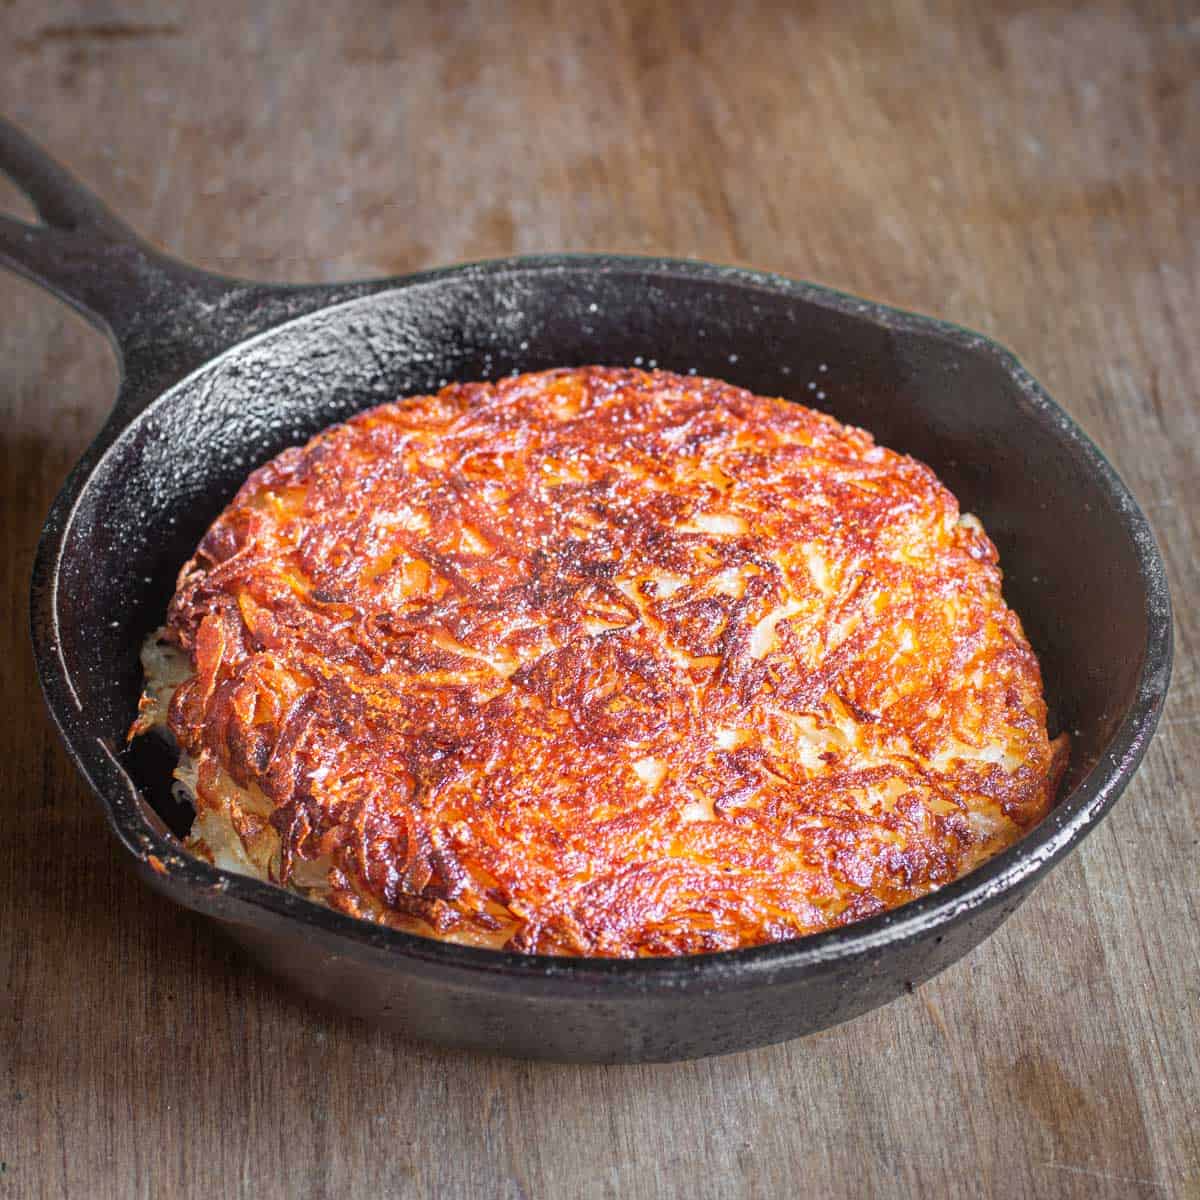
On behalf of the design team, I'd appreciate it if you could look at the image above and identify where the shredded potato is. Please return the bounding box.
[134,367,1067,957]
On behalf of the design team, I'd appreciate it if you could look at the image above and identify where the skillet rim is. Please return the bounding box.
[29,253,1174,989]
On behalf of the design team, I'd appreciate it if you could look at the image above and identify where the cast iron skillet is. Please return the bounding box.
[2,118,1172,1063]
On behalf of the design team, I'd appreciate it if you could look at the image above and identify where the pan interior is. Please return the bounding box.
[51,263,1151,847]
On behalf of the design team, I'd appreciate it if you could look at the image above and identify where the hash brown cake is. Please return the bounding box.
[133,366,1067,956]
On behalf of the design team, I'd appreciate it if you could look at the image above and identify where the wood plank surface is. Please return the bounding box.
[1,2,1196,1197]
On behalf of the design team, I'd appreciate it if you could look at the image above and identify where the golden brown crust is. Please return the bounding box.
[153,367,1065,956]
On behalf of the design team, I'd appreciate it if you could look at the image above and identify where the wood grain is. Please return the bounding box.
[0,1,1196,1197]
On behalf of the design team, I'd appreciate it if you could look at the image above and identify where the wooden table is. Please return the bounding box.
[1,3,1196,1197]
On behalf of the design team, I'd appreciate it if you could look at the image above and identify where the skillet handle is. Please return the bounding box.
[0,117,240,360]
